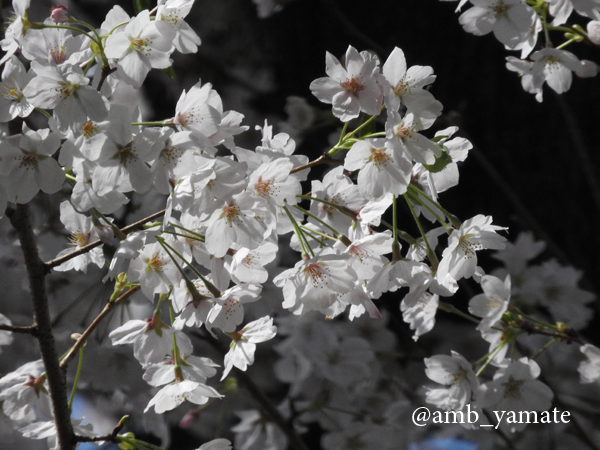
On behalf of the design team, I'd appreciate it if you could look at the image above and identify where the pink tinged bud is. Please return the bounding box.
[50,5,70,23]
[179,408,200,428]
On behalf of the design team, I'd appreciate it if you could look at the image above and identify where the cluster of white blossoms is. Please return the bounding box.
[0,1,598,450]
[442,0,600,100]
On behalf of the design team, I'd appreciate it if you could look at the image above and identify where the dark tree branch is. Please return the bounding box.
[60,286,140,370]
[6,204,76,450]
[0,323,38,335]
[44,209,166,269]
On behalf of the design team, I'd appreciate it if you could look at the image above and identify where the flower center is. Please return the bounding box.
[502,377,524,399]
[82,120,99,139]
[492,1,508,18]
[458,234,481,258]
[255,176,274,198]
[1,78,21,101]
[145,252,166,272]
[220,204,241,225]
[341,77,365,93]
[368,147,390,168]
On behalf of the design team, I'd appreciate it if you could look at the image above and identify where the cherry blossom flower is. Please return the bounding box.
[104,9,174,88]
[519,259,595,329]
[578,344,600,383]
[401,292,439,341]
[247,158,302,207]
[232,408,287,450]
[344,138,412,199]
[425,351,479,411]
[143,355,219,386]
[20,418,96,450]
[81,106,160,196]
[0,55,34,122]
[156,0,201,54]
[205,283,262,333]
[548,0,600,26]
[204,192,275,258]
[22,61,107,134]
[309,166,365,235]
[109,317,193,366]
[506,56,543,101]
[0,127,64,204]
[145,380,222,414]
[228,240,278,284]
[53,201,104,273]
[127,238,185,300]
[274,251,357,316]
[0,0,32,65]
[381,46,438,111]
[173,79,221,139]
[0,360,51,423]
[459,0,537,50]
[476,358,553,432]
[310,45,383,122]
[436,214,507,283]
[221,316,277,380]
[21,27,90,66]
[531,48,582,96]
[469,274,511,331]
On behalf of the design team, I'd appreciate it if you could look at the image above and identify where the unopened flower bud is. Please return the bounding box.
[587,20,600,45]
[575,60,598,78]
[50,5,70,23]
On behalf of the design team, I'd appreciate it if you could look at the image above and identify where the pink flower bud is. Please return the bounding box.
[50,5,70,23]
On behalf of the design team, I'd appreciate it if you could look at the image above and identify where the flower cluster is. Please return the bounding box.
[0,1,598,450]
[443,0,600,100]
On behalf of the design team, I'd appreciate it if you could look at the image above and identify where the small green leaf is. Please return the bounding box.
[423,150,452,173]
[133,0,151,14]
[162,66,176,82]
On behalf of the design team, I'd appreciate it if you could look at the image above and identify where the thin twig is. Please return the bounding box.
[201,334,310,450]
[44,209,166,269]
[7,204,76,450]
[554,93,600,216]
[60,286,140,370]
[0,323,38,335]
[290,154,329,174]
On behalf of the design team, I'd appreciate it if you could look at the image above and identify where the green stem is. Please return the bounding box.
[556,38,575,49]
[407,184,460,228]
[68,345,85,410]
[300,224,338,242]
[157,237,221,297]
[283,205,313,258]
[35,108,52,119]
[532,338,557,360]
[438,302,480,325]
[293,204,350,246]
[169,223,206,242]
[404,193,438,266]
[337,122,349,146]
[380,220,417,245]
[296,194,357,220]
[475,340,508,377]
[37,24,98,46]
